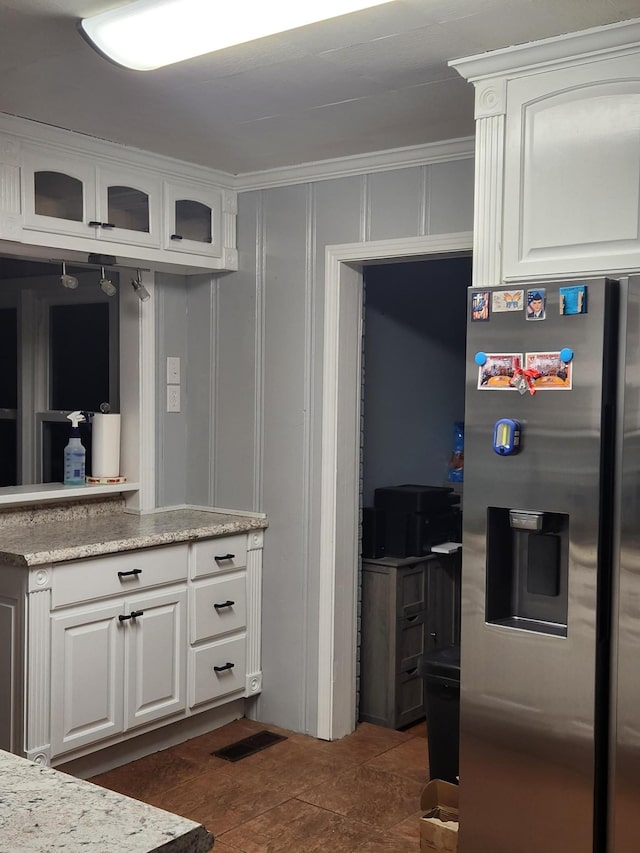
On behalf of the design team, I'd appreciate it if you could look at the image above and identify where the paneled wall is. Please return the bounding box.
[181,158,474,734]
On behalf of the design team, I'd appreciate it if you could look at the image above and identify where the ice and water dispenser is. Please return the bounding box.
[486,507,569,637]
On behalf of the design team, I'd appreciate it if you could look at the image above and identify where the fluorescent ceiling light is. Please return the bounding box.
[79,0,396,71]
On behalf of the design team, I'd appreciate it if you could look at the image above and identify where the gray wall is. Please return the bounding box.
[172,157,473,735]
[362,256,470,506]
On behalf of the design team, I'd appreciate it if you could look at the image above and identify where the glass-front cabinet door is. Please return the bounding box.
[22,146,161,248]
[164,180,223,258]
[97,166,161,248]
[22,146,97,239]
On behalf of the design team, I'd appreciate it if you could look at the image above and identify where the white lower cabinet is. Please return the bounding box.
[20,528,264,766]
[50,600,124,756]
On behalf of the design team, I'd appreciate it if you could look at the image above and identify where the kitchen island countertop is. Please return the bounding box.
[0,747,214,852]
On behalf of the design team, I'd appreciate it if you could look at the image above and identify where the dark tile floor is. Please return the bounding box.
[90,718,429,852]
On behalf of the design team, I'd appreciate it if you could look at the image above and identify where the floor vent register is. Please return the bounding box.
[212,730,287,762]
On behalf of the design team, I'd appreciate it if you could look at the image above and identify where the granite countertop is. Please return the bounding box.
[0,504,268,568]
[0,748,213,852]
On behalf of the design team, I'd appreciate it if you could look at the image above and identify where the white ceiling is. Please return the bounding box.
[0,0,637,175]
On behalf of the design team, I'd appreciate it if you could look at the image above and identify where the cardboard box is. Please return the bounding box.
[420,779,459,852]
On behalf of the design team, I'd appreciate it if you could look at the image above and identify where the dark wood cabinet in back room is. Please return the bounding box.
[359,553,460,730]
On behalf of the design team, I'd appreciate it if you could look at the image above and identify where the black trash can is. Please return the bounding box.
[421,644,460,784]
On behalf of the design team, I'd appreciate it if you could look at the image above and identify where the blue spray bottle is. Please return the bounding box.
[64,411,86,486]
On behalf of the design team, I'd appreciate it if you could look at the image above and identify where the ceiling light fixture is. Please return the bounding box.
[78,0,395,71]
[131,270,151,302]
[99,266,117,297]
[60,261,79,290]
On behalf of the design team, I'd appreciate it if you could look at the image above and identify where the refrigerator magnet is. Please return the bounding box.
[478,353,521,389]
[526,289,546,320]
[559,285,587,315]
[471,291,490,322]
[492,290,524,313]
[525,352,572,390]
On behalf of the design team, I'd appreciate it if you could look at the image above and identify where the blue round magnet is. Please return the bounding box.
[560,347,574,363]
[475,351,488,366]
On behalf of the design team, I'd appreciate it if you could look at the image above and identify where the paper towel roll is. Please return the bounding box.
[92,414,121,478]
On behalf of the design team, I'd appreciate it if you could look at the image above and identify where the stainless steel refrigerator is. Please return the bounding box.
[458,276,640,853]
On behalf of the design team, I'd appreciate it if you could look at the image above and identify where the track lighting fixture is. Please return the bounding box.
[60,261,79,289]
[99,266,117,297]
[131,270,151,302]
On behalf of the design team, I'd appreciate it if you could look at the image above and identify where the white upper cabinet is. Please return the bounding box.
[0,114,237,272]
[451,18,640,285]
[502,53,640,279]
[23,147,161,248]
[164,180,223,258]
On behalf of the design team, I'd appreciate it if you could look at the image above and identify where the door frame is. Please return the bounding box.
[317,231,473,741]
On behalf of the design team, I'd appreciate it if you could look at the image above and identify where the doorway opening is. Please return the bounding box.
[357,256,470,729]
[317,232,473,741]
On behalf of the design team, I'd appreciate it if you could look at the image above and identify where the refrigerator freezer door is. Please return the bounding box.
[611,275,640,853]
[459,279,617,853]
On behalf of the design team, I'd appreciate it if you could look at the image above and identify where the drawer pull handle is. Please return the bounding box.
[88,220,101,227]
[118,568,142,579]
[170,233,183,240]
[118,613,132,622]
[406,667,417,676]
[214,553,235,562]
[407,615,419,623]
[101,222,115,228]
[214,662,235,673]
[214,600,235,610]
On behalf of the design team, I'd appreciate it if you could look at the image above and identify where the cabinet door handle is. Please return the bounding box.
[429,631,438,638]
[170,233,183,240]
[88,220,101,227]
[213,662,235,673]
[214,553,235,562]
[119,610,144,621]
[214,600,235,610]
[118,568,142,579]
[101,222,115,228]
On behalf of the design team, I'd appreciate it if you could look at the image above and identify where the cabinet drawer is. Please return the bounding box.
[397,612,426,671]
[51,544,188,609]
[190,635,246,707]
[396,563,427,617]
[190,574,246,643]
[191,534,247,579]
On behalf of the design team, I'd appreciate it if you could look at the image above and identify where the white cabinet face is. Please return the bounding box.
[22,148,162,249]
[164,181,223,258]
[503,53,640,278]
[190,634,246,707]
[50,601,124,756]
[22,147,97,239]
[124,587,187,731]
[97,166,162,248]
[190,573,247,644]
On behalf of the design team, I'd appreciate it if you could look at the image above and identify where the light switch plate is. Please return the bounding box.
[167,356,180,385]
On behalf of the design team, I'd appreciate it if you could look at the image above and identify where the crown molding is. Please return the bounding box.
[450,16,640,82]
[0,111,474,195]
[233,137,475,192]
